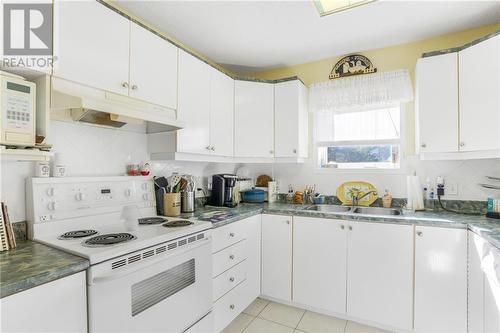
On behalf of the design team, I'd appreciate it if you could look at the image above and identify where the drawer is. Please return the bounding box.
[213,281,247,333]
[213,260,247,302]
[213,240,246,277]
[212,221,246,253]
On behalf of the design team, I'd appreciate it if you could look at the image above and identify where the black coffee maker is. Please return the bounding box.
[210,174,238,207]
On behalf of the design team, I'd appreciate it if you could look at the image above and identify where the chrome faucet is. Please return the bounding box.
[352,190,378,206]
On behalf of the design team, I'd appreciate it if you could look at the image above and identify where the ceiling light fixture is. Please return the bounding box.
[314,0,376,16]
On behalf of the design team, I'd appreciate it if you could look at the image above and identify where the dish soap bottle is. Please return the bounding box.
[382,189,392,208]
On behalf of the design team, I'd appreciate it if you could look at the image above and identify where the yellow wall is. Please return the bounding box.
[248,23,499,155]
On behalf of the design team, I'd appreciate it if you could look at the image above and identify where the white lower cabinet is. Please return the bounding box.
[0,271,87,332]
[484,245,500,333]
[347,221,414,330]
[293,216,347,314]
[261,214,293,301]
[212,215,261,332]
[469,231,487,333]
[415,226,467,333]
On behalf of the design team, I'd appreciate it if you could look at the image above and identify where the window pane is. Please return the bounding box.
[316,107,400,142]
[318,145,400,169]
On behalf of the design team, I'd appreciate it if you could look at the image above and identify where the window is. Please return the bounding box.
[316,106,401,169]
[313,0,376,17]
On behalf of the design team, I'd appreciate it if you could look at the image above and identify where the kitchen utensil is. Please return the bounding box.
[240,189,266,203]
[169,174,182,192]
[181,191,195,213]
[256,175,273,187]
[164,192,181,216]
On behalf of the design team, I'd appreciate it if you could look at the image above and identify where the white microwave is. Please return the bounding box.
[0,73,36,146]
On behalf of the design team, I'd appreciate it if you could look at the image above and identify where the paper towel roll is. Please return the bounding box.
[407,175,424,211]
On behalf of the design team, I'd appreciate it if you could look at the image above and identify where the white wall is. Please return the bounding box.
[1,120,498,223]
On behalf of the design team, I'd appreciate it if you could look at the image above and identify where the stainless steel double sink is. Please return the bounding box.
[304,204,402,216]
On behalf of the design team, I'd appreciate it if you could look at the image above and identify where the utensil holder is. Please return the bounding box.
[181,191,195,213]
[164,193,181,217]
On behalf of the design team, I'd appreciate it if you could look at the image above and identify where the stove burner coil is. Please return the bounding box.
[83,233,136,247]
[58,230,98,239]
[162,220,194,228]
[138,217,168,225]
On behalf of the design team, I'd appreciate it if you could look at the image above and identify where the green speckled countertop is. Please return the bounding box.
[193,203,500,249]
[0,241,89,298]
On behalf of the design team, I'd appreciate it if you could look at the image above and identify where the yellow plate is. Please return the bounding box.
[336,181,378,206]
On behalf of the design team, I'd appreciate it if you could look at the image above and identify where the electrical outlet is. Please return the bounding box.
[447,183,458,196]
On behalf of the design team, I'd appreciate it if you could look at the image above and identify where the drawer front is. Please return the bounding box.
[212,222,246,253]
[213,240,246,277]
[213,260,247,302]
[213,281,247,333]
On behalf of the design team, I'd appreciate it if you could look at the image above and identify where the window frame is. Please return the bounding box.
[313,103,406,174]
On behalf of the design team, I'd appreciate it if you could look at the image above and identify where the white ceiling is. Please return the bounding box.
[116,0,500,74]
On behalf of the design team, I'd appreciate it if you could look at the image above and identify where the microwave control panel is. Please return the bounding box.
[1,74,36,146]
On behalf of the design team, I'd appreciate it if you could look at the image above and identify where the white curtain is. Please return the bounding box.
[309,69,414,113]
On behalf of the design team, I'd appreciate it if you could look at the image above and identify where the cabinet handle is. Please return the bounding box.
[417,231,423,237]
[340,225,345,230]
[205,146,211,150]
[229,255,235,260]
[348,226,352,231]
[229,304,235,310]
[211,146,215,151]
[460,142,465,147]
[121,82,129,88]
[229,232,235,237]
[421,143,426,148]
[286,220,290,225]
[229,277,235,282]
[293,149,297,154]
[131,84,138,90]
[269,150,274,154]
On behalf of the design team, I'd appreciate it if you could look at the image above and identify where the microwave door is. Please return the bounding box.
[88,240,212,333]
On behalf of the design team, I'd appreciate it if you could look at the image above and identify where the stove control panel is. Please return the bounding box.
[27,177,156,223]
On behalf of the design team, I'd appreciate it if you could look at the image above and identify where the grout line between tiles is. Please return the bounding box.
[295,310,307,330]
[343,320,349,333]
[240,313,257,333]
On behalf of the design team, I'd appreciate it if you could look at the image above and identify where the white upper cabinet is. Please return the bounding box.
[459,35,500,152]
[177,50,210,155]
[129,24,178,109]
[347,221,414,331]
[414,226,467,333]
[234,81,275,158]
[261,214,292,301]
[416,53,458,153]
[53,1,130,95]
[274,80,309,158]
[293,217,347,314]
[210,68,234,157]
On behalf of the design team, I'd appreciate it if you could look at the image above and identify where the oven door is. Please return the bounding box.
[87,239,212,333]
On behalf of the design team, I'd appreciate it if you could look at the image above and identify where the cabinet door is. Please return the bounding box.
[129,23,178,109]
[261,214,292,301]
[347,221,413,330]
[242,215,262,306]
[415,53,459,153]
[459,35,500,152]
[177,50,210,154]
[53,0,130,95]
[0,271,87,332]
[234,81,274,157]
[275,81,299,158]
[484,246,500,333]
[415,226,467,333]
[468,231,487,333]
[210,68,234,157]
[293,217,347,314]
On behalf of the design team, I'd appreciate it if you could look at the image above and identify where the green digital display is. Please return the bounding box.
[7,81,31,94]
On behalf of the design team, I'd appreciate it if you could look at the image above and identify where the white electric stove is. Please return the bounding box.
[26,176,213,333]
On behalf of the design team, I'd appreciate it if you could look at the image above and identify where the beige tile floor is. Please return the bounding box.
[222,298,392,333]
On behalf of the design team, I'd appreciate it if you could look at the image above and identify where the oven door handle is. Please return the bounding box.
[90,238,211,285]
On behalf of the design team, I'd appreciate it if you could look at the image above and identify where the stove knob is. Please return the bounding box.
[46,187,56,196]
[75,193,86,201]
[141,183,149,191]
[47,201,57,211]
[125,189,132,197]
[143,193,149,201]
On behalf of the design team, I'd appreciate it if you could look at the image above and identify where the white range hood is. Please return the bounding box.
[51,77,184,131]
